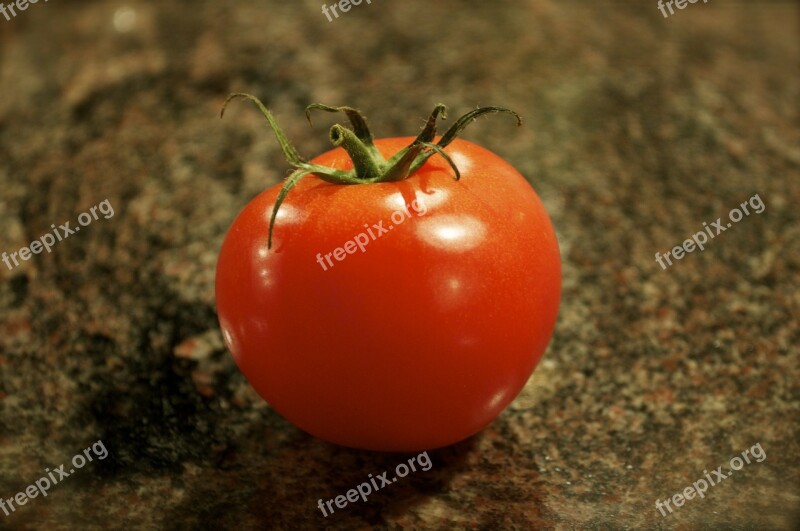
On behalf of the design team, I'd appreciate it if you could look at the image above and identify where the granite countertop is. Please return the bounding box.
[1,1,798,529]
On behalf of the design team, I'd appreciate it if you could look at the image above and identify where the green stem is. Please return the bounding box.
[305,103,382,160]
[329,125,383,181]
[220,94,522,248]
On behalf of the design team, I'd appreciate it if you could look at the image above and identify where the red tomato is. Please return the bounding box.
[216,98,561,451]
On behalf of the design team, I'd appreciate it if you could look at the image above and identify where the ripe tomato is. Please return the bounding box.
[216,96,561,451]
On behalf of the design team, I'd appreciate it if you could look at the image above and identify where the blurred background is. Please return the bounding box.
[0,1,798,529]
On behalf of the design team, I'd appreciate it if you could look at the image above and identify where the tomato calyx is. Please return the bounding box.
[220,93,522,248]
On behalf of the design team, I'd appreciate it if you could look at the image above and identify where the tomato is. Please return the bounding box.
[216,95,561,451]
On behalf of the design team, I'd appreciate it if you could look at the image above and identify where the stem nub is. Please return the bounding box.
[329,125,382,181]
[221,94,522,249]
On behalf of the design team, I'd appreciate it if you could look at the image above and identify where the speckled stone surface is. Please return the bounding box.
[0,1,798,529]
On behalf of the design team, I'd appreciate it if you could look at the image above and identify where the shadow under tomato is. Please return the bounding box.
[160,416,482,529]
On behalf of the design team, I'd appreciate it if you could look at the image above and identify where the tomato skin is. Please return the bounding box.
[216,137,561,451]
